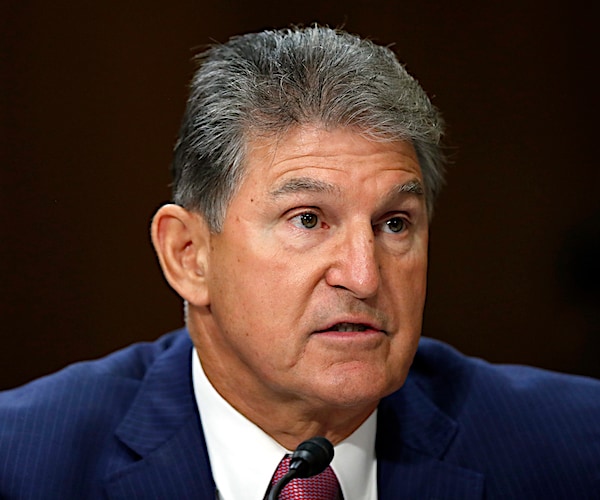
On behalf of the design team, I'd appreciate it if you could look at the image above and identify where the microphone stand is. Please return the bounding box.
[267,468,298,500]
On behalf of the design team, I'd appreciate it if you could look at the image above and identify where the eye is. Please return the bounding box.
[291,212,319,229]
[383,216,406,234]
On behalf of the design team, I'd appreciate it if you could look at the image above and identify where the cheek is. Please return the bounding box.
[244,226,323,283]
[209,236,308,324]
[385,246,428,292]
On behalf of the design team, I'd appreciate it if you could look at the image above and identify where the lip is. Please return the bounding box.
[312,317,387,336]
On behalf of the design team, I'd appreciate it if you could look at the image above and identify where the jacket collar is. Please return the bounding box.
[104,330,216,499]
[376,375,484,499]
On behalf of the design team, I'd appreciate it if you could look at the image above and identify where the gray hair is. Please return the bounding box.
[172,25,446,231]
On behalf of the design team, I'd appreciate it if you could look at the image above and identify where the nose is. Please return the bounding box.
[325,223,380,299]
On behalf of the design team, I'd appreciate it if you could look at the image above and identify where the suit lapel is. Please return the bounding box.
[377,378,485,499]
[104,331,216,499]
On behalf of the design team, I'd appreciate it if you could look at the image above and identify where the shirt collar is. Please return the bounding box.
[191,349,378,500]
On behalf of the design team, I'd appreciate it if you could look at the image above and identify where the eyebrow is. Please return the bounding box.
[269,177,341,198]
[391,179,424,196]
[269,176,424,200]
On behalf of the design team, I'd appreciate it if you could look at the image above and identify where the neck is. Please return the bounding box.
[203,353,377,449]
[189,313,378,450]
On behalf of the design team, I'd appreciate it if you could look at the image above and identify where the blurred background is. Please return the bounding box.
[1,1,598,390]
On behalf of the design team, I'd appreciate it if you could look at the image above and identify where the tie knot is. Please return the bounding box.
[270,455,341,500]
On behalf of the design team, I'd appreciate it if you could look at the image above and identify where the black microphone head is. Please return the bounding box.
[288,436,334,478]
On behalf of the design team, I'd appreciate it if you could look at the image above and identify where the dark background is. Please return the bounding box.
[1,1,598,390]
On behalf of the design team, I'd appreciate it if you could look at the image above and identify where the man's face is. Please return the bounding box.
[194,125,428,414]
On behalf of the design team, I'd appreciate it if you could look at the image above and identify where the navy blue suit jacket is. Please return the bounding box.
[1,328,599,499]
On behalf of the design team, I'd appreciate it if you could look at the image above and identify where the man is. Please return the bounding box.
[1,25,599,499]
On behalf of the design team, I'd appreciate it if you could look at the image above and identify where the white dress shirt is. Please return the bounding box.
[192,349,378,500]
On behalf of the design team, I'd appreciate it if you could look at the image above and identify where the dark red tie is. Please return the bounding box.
[270,455,341,499]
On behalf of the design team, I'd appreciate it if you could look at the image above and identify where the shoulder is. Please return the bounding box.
[405,336,600,496]
[412,336,600,416]
[0,328,191,496]
[0,329,188,410]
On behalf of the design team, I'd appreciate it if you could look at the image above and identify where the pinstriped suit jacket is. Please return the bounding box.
[1,328,599,499]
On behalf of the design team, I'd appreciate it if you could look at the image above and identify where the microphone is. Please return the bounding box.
[267,436,334,500]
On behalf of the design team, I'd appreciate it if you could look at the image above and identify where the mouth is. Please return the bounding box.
[315,322,386,335]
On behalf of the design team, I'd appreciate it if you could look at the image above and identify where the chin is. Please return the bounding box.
[313,364,407,409]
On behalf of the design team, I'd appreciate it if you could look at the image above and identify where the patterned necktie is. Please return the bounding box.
[270,455,341,500]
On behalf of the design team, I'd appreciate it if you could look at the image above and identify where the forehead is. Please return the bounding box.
[241,126,422,189]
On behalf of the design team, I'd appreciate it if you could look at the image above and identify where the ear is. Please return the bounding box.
[151,204,211,307]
